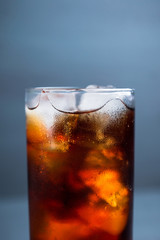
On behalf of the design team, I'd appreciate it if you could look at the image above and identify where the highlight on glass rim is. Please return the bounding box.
[25,85,135,240]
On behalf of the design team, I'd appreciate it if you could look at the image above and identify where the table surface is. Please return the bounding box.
[0,189,160,240]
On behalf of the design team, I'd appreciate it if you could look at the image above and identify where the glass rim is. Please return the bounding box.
[25,87,135,94]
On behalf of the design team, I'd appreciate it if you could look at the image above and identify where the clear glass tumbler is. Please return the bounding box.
[25,87,135,240]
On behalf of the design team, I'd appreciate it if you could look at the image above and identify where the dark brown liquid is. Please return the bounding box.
[27,105,134,240]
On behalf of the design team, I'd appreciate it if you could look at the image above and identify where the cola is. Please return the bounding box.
[26,87,135,240]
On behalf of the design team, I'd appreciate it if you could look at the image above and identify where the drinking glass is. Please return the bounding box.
[25,87,135,240]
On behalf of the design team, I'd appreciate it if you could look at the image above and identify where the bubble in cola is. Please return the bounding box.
[26,87,134,240]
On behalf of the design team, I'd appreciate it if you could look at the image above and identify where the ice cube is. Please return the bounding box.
[78,86,130,114]
[77,203,128,235]
[51,114,79,151]
[79,86,134,113]
[101,147,124,161]
[78,92,112,113]
[26,113,48,144]
[47,91,77,113]
[84,150,107,169]
[79,169,129,208]
[94,170,129,208]
[26,91,59,130]
[119,90,135,109]
[86,85,115,89]
[78,169,129,235]
[86,85,100,89]
[40,218,90,240]
[25,90,40,110]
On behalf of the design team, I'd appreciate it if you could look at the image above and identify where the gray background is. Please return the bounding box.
[1,0,160,206]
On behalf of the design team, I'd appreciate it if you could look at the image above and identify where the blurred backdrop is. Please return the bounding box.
[1,0,160,199]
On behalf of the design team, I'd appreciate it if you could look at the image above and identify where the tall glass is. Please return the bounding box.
[25,87,135,240]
